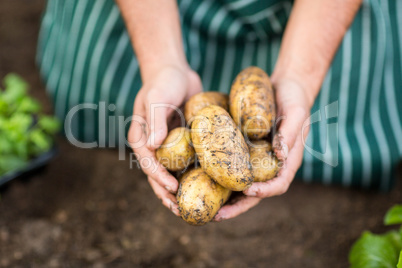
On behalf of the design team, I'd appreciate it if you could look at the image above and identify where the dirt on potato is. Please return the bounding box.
[0,1,401,267]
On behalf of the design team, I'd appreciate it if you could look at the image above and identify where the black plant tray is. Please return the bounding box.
[0,146,58,187]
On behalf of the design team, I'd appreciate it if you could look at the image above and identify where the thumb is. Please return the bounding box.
[273,105,308,161]
[271,78,311,161]
[146,103,170,150]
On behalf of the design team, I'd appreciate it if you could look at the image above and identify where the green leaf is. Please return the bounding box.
[2,73,28,103]
[29,128,52,154]
[0,99,8,115]
[38,116,60,134]
[15,97,41,113]
[385,231,402,252]
[0,133,13,154]
[397,251,402,268]
[0,73,58,176]
[349,231,401,268]
[400,226,402,242]
[0,156,27,175]
[384,205,402,225]
[8,113,33,133]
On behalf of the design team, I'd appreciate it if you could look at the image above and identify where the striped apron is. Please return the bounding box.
[37,0,402,190]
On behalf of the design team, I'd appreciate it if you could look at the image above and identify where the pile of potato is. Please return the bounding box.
[156,67,280,225]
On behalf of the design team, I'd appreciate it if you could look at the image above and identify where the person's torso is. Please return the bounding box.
[178,0,292,41]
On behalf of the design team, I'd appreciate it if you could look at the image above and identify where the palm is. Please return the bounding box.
[128,66,202,216]
[214,78,310,221]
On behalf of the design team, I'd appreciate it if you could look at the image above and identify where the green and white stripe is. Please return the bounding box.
[37,0,402,190]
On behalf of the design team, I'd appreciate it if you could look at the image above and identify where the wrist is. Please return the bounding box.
[140,57,190,84]
[271,65,321,109]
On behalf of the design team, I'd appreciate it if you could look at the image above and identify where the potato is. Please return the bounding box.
[229,66,276,140]
[248,140,280,182]
[184,92,229,125]
[177,168,231,225]
[156,127,195,171]
[191,105,253,191]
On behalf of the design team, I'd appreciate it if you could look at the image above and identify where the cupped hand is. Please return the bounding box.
[128,65,202,215]
[214,78,312,221]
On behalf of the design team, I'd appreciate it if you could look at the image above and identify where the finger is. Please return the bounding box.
[167,105,185,131]
[136,147,179,193]
[128,113,179,193]
[273,106,307,161]
[148,177,180,216]
[214,196,261,222]
[146,90,180,150]
[185,70,203,99]
[244,133,304,198]
[128,100,148,150]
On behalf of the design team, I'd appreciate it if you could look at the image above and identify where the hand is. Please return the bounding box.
[214,78,312,221]
[128,65,202,216]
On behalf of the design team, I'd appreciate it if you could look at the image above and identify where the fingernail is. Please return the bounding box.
[214,215,222,222]
[273,133,283,148]
[170,200,180,216]
[282,143,289,159]
[147,133,155,148]
[216,216,225,222]
[246,190,257,197]
[169,200,174,212]
[165,186,172,192]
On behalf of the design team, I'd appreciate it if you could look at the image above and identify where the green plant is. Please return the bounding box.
[349,205,402,268]
[0,73,60,176]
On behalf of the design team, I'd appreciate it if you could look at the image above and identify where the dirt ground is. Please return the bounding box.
[0,1,401,267]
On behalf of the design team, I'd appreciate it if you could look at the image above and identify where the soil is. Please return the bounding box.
[0,1,401,267]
